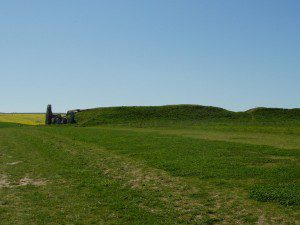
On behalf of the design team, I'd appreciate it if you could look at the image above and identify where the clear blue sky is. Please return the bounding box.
[1,0,299,112]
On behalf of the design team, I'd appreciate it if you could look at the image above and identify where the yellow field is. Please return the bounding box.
[0,114,44,125]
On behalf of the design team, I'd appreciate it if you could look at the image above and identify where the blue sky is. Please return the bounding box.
[1,0,299,112]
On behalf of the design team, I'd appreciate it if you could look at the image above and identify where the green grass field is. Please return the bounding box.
[0,106,299,224]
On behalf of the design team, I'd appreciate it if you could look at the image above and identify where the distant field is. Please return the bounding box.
[0,114,44,125]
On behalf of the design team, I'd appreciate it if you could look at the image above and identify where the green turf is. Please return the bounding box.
[1,120,299,224]
[0,122,20,128]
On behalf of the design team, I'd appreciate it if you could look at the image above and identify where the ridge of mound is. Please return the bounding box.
[74,105,300,126]
[75,105,237,126]
[246,107,300,120]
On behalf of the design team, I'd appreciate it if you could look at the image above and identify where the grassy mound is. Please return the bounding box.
[75,105,300,126]
[246,107,300,121]
[75,105,238,126]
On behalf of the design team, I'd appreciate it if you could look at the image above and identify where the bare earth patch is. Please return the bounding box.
[19,176,48,186]
[6,161,22,165]
[0,174,48,188]
[0,174,11,188]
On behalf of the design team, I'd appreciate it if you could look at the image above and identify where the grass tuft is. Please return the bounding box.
[249,183,300,206]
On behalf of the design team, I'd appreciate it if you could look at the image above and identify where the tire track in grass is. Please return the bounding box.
[29,129,209,224]
[0,129,160,224]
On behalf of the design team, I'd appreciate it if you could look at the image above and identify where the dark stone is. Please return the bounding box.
[68,111,76,124]
[45,105,79,126]
[67,109,81,116]
[50,114,63,125]
[61,118,67,124]
[56,117,61,124]
[45,104,53,125]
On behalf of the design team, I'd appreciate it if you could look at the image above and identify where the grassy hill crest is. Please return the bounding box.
[75,104,300,126]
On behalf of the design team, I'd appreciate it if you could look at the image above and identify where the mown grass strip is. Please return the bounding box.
[1,126,299,224]
[0,129,178,224]
[39,126,299,223]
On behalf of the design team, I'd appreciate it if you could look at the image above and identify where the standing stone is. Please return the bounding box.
[45,104,53,125]
[68,111,76,124]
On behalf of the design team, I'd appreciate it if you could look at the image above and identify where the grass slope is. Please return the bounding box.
[247,107,300,121]
[75,105,300,126]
